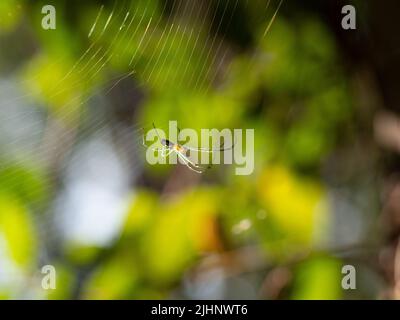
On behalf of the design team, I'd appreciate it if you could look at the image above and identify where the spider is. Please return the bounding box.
[142,123,235,173]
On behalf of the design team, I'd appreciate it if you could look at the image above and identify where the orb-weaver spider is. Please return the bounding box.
[142,123,235,173]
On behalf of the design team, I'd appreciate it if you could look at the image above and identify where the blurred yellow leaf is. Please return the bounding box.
[83,253,138,299]
[0,194,37,268]
[292,256,342,300]
[65,244,102,265]
[257,165,329,247]
[142,188,220,284]
[123,191,157,235]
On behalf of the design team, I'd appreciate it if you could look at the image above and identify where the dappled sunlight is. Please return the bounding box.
[0,0,396,300]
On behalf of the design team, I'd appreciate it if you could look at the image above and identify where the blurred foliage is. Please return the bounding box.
[0,0,23,33]
[0,194,37,268]
[292,256,342,300]
[0,0,379,300]
[257,165,329,257]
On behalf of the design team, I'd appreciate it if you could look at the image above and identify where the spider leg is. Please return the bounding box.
[161,148,174,157]
[184,139,236,153]
[142,131,166,153]
[178,152,203,168]
[178,155,204,173]
[152,122,166,143]
[142,143,165,153]
[177,152,207,173]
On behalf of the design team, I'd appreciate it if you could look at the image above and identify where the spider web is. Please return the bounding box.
[0,0,284,291]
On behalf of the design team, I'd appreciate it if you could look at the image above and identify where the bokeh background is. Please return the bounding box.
[1,0,400,299]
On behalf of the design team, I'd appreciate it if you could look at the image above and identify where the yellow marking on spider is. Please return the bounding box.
[174,144,185,153]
